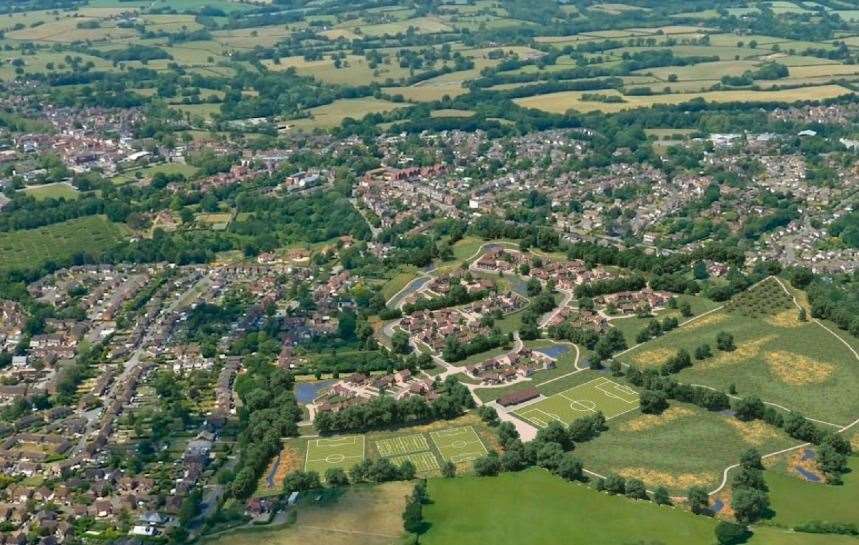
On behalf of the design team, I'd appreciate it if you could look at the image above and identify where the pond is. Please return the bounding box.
[795,466,822,482]
[295,380,335,404]
[535,344,570,359]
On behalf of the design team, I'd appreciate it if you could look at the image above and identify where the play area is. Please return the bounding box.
[391,451,442,473]
[430,426,489,463]
[375,434,431,457]
[304,435,366,473]
[514,377,640,428]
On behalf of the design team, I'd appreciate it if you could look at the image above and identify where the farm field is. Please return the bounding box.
[204,482,411,545]
[514,85,852,114]
[617,278,859,424]
[0,216,126,271]
[421,470,851,545]
[284,98,407,130]
[573,402,798,492]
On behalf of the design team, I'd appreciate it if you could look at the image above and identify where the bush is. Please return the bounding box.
[714,521,751,545]
[473,451,502,476]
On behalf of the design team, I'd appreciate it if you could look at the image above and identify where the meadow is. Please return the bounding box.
[20,182,80,201]
[422,470,853,545]
[573,401,798,492]
[0,216,126,271]
[618,289,859,424]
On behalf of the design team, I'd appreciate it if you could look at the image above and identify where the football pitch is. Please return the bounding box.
[376,434,430,457]
[430,426,488,463]
[514,377,640,428]
[392,451,441,472]
[305,435,365,473]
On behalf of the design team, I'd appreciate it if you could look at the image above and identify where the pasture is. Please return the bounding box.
[285,98,406,130]
[421,470,848,545]
[514,377,640,428]
[0,216,126,271]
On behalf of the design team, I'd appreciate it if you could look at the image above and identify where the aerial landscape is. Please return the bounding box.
[0,0,857,543]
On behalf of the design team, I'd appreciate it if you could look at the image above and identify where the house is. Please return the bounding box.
[497,387,540,407]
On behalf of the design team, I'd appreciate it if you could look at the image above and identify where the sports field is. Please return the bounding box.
[391,451,440,473]
[430,426,488,463]
[304,436,365,473]
[375,434,430,457]
[514,377,640,428]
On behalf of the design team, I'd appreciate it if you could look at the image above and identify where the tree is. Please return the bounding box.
[716,331,735,351]
[739,449,762,470]
[639,390,668,414]
[694,344,712,360]
[687,486,710,515]
[391,331,412,354]
[731,487,769,524]
[653,486,671,505]
[679,300,693,317]
[283,470,321,492]
[714,521,750,545]
[473,451,501,476]
[733,396,765,421]
[556,454,583,481]
[325,468,349,487]
[604,473,626,495]
[526,278,542,296]
[625,478,648,500]
[477,405,500,426]
[817,443,848,484]
[441,460,456,478]
[402,483,425,534]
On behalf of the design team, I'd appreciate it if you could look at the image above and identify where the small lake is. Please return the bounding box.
[295,380,335,404]
[535,345,570,359]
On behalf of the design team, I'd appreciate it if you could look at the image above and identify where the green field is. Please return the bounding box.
[0,216,126,271]
[205,482,410,545]
[573,402,797,492]
[375,434,430,457]
[618,281,859,424]
[766,456,859,528]
[422,470,853,545]
[304,436,365,474]
[21,182,80,201]
[430,426,489,463]
[391,451,440,473]
[514,377,640,428]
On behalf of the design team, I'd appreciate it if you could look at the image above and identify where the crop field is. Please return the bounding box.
[514,85,852,114]
[304,436,365,474]
[514,377,640,428]
[573,402,797,492]
[0,216,126,271]
[285,98,407,130]
[618,279,859,424]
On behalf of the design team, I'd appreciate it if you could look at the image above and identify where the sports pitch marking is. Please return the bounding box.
[430,426,488,463]
[305,435,366,473]
[391,451,440,473]
[376,434,430,458]
[514,377,640,428]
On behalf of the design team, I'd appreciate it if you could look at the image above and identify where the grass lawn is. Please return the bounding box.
[422,469,853,545]
[205,482,410,545]
[21,182,79,201]
[609,295,722,346]
[112,162,199,185]
[0,216,126,271]
[381,269,421,301]
[766,456,859,527]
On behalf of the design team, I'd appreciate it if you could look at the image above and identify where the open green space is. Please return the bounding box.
[20,182,80,201]
[422,470,852,545]
[514,377,639,427]
[618,295,859,424]
[304,435,366,474]
[766,456,859,528]
[0,216,126,271]
[573,401,797,492]
[430,426,489,463]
